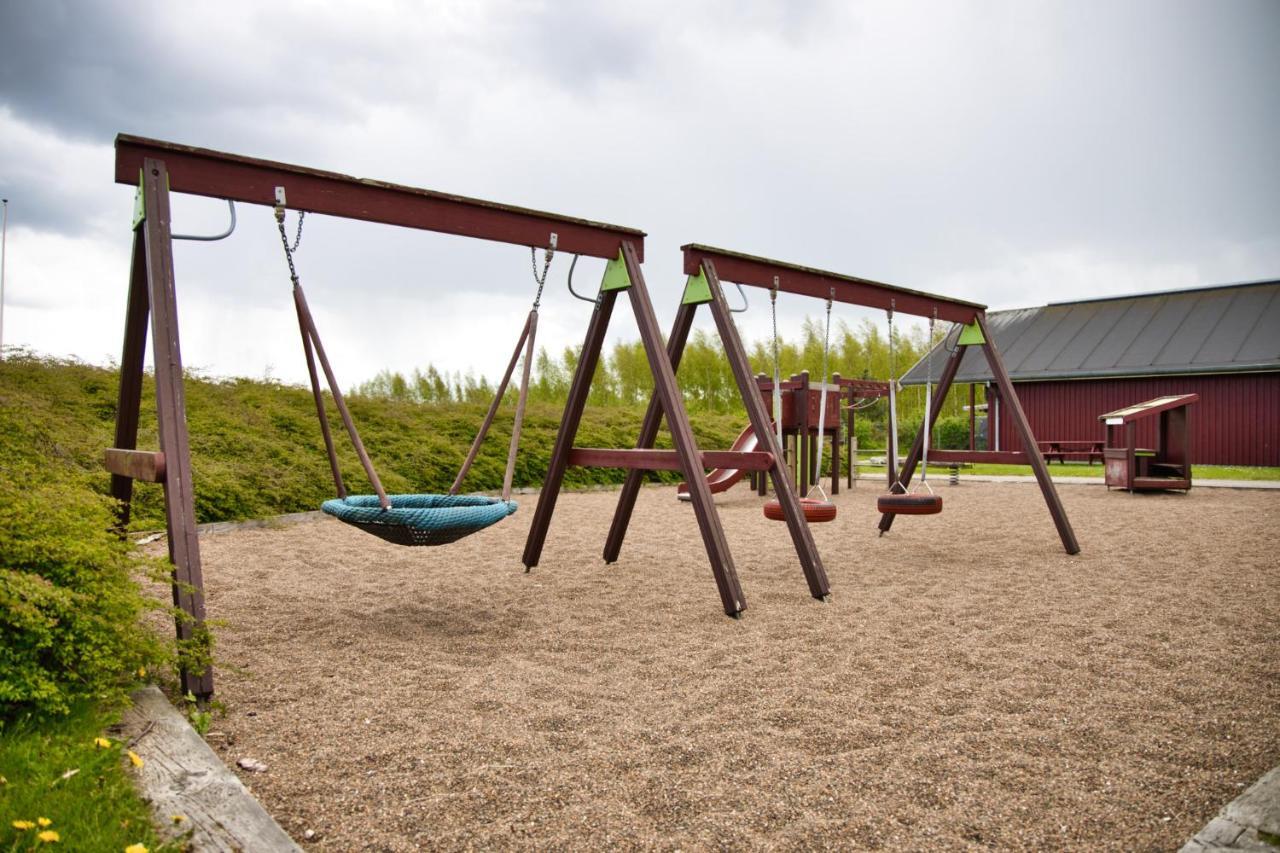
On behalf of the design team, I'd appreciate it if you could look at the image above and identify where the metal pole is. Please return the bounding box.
[1,198,8,360]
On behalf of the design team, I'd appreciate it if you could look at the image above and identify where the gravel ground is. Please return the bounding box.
[178,481,1279,851]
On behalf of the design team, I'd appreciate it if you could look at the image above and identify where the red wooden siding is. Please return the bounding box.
[986,372,1279,466]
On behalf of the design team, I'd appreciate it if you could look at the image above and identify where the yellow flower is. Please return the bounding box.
[125,844,149,853]
[37,829,60,842]
[137,667,146,678]
[12,820,35,830]
[127,750,144,768]
[38,817,52,827]
[95,737,112,749]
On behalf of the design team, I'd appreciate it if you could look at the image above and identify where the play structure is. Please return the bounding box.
[1099,394,1199,491]
[675,376,889,502]
[602,245,1081,585]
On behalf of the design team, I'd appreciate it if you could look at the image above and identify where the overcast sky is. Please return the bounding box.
[2,0,1277,387]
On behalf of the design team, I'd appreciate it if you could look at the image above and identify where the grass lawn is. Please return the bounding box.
[852,457,1280,481]
[0,703,172,852]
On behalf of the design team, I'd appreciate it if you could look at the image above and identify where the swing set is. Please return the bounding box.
[106,136,657,697]
[600,244,1080,588]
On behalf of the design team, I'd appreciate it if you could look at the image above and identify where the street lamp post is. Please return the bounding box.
[0,198,7,360]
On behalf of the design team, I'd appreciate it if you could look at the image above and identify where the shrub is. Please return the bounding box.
[0,466,164,722]
[934,415,970,450]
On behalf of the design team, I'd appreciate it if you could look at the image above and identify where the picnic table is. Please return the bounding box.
[1038,440,1105,465]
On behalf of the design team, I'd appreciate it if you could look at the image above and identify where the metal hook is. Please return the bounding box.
[727,282,749,313]
[172,199,237,242]
[565,254,596,303]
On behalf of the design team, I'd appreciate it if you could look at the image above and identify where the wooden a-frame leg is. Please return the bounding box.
[603,300,698,563]
[703,261,829,601]
[110,228,151,531]
[522,290,618,572]
[140,159,213,699]
[621,244,746,616]
[976,313,1080,554]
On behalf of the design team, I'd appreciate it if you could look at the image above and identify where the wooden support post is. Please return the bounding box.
[140,159,213,699]
[975,313,1080,554]
[603,301,697,563]
[703,261,829,601]
[621,244,746,615]
[110,228,151,530]
[522,290,617,571]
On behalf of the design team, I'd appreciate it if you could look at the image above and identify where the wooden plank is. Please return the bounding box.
[103,448,166,482]
[117,686,302,852]
[141,159,213,698]
[569,448,775,472]
[929,449,1032,465]
[116,135,642,261]
[683,243,983,324]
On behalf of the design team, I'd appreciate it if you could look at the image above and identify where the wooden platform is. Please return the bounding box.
[116,686,301,852]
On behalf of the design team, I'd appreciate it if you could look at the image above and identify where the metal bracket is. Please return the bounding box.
[274,186,287,207]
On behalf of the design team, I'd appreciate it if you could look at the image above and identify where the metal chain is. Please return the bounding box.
[275,208,302,286]
[821,291,832,387]
[529,243,555,310]
[770,284,780,373]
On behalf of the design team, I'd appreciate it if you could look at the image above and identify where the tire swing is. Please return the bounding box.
[274,205,555,546]
[877,304,944,518]
[763,286,838,524]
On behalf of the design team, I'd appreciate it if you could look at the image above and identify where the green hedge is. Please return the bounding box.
[0,465,163,721]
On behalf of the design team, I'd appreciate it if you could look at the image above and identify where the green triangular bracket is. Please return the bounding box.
[132,170,146,229]
[957,321,986,346]
[681,269,713,304]
[600,250,632,292]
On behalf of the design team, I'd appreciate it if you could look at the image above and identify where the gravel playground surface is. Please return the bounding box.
[181,482,1280,851]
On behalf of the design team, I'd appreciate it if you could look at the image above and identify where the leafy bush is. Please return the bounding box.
[0,465,164,722]
[934,415,970,449]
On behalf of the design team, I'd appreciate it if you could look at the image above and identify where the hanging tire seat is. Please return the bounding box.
[322,494,517,546]
[762,497,838,523]
[877,493,943,515]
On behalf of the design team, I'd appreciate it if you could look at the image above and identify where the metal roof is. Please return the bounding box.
[901,279,1280,385]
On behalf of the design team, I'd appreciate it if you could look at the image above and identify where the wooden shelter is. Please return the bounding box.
[1099,394,1199,491]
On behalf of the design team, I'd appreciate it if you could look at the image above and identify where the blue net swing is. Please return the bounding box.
[276,207,552,547]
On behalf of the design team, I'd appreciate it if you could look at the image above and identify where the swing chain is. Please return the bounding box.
[274,207,305,286]
[529,239,556,310]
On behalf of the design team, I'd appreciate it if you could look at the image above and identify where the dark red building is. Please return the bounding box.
[902,280,1280,466]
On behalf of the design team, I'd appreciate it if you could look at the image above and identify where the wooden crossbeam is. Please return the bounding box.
[115,135,643,261]
[569,448,774,472]
[683,243,983,324]
[104,449,167,483]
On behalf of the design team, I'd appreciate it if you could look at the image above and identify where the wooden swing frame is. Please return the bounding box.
[598,245,1080,587]
[106,135,652,698]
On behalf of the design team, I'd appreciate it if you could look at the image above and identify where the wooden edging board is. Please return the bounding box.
[117,686,302,852]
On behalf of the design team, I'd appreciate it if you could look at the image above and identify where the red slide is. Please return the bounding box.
[676,424,759,501]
